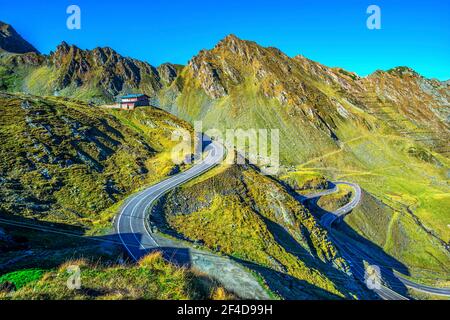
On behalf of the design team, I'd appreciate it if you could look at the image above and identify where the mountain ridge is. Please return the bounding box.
[1,24,449,289]
[1,23,448,168]
[2,26,445,166]
[1,22,446,96]
[0,22,39,54]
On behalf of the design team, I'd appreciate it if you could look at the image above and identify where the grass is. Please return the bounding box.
[0,93,233,301]
[0,52,42,92]
[1,35,448,297]
[0,253,233,300]
[0,220,234,300]
[289,120,450,284]
[24,66,55,95]
[310,136,450,281]
[159,164,366,299]
[160,42,450,290]
[279,170,329,194]
[0,268,45,289]
[0,93,192,230]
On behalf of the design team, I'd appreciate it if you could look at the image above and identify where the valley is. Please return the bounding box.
[0,20,449,300]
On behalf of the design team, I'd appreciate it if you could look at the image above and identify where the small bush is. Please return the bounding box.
[0,268,44,289]
[138,251,164,267]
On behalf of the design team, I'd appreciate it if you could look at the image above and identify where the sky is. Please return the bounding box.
[1,0,449,80]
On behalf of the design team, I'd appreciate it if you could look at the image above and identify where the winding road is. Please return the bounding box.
[302,182,361,229]
[115,140,224,260]
[114,141,271,299]
[115,138,448,300]
[306,182,450,300]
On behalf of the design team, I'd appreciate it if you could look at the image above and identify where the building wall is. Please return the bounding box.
[119,96,149,110]
[121,103,135,110]
[134,98,149,107]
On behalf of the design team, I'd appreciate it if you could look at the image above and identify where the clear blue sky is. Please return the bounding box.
[1,0,449,80]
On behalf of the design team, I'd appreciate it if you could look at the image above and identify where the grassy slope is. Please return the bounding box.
[0,52,40,92]
[0,94,233,300]
[290,128,450,282]
[0,93,192,233]
[168,73,339,165]
[159,46,450,285]
[316,184,353,212]
[171,95,450,285]
[0,45,165,104]
[156,162,369,299]
[1,35,448,291]
[1,252,232,300]
[0,52,107,102]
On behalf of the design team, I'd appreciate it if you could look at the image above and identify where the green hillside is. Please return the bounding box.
[154,160,369,299]
[0,252,232,300]
[154,35,449,286]
[1,26,449,296]
[0,92,192,232]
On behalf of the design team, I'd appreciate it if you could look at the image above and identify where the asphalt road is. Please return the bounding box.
[308,182,450,299]
[318,182,361,229]
[114,141,273,299]
[115,140,225,261]
[115,140,448,300]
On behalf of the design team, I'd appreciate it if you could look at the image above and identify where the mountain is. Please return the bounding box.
[0,22,39,54]
[0,26,449,291]
[13,42,178,103]
[161,35,449,160]
[44,42,166,100]
[158,35,450,285]
[157,162,369,299]
[0,21,179,103]
[0,92,368,300]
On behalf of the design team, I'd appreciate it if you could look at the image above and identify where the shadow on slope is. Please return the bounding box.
[0,213,190,271]
[303,195,411,298]
[256,212,375,299]
[230,256,343,300]
[147,194,364,299]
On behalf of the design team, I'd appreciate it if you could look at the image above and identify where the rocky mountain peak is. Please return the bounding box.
[216,34,245,49]
[57,41,71,51]
[53,41,85,60]
[369,66,421,80]
[52,42,81,67]
[157,63,179,85]
[46,41,163,101]
[387,66,421,78]
[0,21,39,54]
[213,34,264,60]
[186,35,294,99]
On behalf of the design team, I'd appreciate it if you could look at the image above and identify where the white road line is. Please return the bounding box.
[117,142,222,261]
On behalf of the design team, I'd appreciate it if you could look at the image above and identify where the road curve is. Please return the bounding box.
[308,182,450,299]
[115,140,225,261]
[305,182,408,300]
[115,140,448,300]
[318,182,361,229]
[114,141,273,300]
[396,275,450,297]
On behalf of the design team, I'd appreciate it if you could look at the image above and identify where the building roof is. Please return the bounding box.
[120,93,148,99]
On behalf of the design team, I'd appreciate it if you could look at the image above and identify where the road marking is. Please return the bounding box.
[117,142,223,261]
